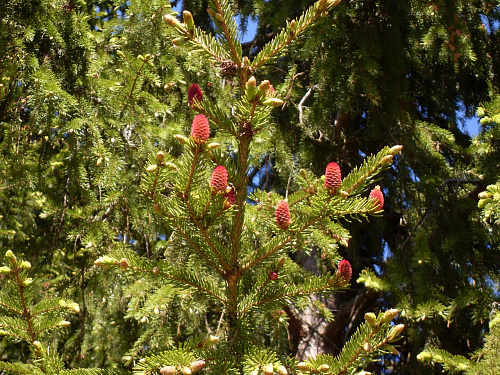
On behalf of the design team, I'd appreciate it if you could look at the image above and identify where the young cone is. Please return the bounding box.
[210,165,228,193]
[275,200,291,229]
[191,114,210,144]
[369,185,384,211]
[337,259,352,283]
[223,186,235,208]
[188,83,203,106]
[324,162,341,192]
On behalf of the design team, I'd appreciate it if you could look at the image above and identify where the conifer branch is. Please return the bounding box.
[211,0,242,67]
[119,57,148,120]
[184,199,232,271]
[250,0,341,70]
[167,220,225,273]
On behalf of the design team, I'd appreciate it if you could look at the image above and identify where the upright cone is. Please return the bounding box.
[191,114,210,144]
[369,185,384,211]
[324,162,341,192]
[275,200,291,229]
[188,83,203,106]
[337,259,352,283]
[210,166,228,193]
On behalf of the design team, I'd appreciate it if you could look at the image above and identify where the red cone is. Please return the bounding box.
[324,162,341,191]
[210,165,228,193]
[191,114,210,143]
[188,84,203,106]
[337,259,352,283]
[223,186,235,208]
[275,200,291,229]
[369,185,384,211]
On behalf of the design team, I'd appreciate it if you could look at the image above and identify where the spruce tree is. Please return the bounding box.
[0,0,407,374]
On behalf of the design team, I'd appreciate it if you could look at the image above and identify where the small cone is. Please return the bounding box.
[324,162,341,192]
[223,186,235,208]
[337,259,352,283]
[369,185,384,211]
[210,166,228,193]
[191,114,210,143]
[275,200,291,229]
[188,84,203,106]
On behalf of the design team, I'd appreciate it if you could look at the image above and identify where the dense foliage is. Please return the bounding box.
[1,0,500,374]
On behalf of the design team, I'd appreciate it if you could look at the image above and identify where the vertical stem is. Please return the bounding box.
[14,271,35,343]
[226,136,251,341]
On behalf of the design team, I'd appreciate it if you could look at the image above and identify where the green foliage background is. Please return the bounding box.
[1,0,500,373]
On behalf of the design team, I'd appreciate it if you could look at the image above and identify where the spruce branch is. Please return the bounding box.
[209,0,242,67]
[250,0,342,71]
[164,14,229,63]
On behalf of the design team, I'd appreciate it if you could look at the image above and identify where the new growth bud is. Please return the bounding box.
[0,266,12,274]
[388,324,405,340]
[5,250,16,262]
[263,364,274,375]
[160,366,177,375]
[382,308,399,323]
[156,151,165,163]
[146,164,158,173]
[163,14,182,28]
[262,98,284,107]
[297,362,310,371]
[389,145,403,155]
[183,10,195,30]
[364,312,377,326]
[317,364,330,372]
[189,360,206,372]
[119,258,130,270]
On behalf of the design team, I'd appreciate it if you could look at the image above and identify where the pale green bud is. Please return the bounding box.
[183,11,195,30]
[19,261,31,270]
[146,164,158,173]
[388,324,405,340]
[207,143,220,150]
[0,266,12,274]
[276,365,288,375]
[174,134,188,144]
[364,312,377,326]
[172,38,186,46]
[262,98,284,107]
[478,191,492,199]
[160,366,177,375]
[5,250,16,262]
[317,364,330,372]
[263,364,274,375]
[189,360,206,372]
[94,256,117,267]
[258,80,271,93]
[389,145,403,155]
[67,302,80,313]
[382,309,399,323]
[22,278,33,286]
[297,362,310,371]
[381,154,394,166]
[163,14,182,28]
[58,320,71,327]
